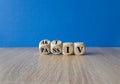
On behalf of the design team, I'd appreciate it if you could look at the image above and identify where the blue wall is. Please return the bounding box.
[0,0,120,47]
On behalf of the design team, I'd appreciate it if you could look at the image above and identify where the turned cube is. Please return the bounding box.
[74,42,86,55]
[51,40,62,54]
[39,39,50,55]
[62,42,74,55]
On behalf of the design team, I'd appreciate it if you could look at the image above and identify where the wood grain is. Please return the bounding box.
[0,47,120,84]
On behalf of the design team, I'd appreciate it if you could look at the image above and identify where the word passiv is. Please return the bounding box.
[39,40,86,55]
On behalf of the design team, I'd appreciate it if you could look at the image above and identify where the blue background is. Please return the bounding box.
[0,0,120,47]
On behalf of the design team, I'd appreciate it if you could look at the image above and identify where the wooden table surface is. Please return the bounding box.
[0,47,120,84]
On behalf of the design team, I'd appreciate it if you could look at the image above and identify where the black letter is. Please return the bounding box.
[41,40,48,44]
[67,47,69,53]
[77,47,83,53]
[41,48,48,53]
[55,41,58,44]
[53,48,60,53]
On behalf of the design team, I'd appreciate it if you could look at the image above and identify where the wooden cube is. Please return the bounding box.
[51,40,62,54]
[62,42,74,55]
[74,42,86,55]
[39,39,50,55]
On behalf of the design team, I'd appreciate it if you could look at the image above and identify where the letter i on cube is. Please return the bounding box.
[62,42,74,55]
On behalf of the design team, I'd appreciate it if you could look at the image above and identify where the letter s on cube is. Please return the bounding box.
[51,40,62,55]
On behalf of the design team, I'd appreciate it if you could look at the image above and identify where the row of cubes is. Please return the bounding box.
[39,39,86,55]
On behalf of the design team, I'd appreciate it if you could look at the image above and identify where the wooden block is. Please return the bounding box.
[39,39,50,55]
[62,42,74,55]
[74,42,86,55]
[51,40,62,54]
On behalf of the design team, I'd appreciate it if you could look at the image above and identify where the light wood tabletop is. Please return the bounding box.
[0,47,120,84]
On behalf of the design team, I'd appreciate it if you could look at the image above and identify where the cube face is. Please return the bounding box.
[74,42,86,55]
[39,45,50,55]
[62,42,74,55]
[51,40,62,54]
[39,39,50,55]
